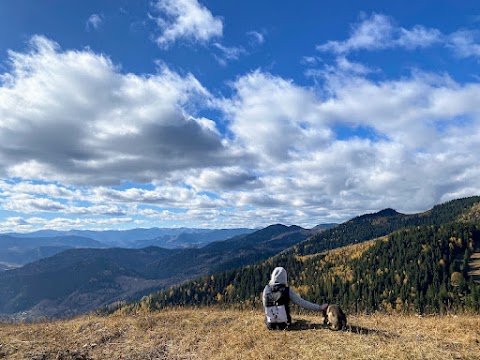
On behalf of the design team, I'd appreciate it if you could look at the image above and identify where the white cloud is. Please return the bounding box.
[152,0,223,48]
[0,36,233,186]
[0,180,80,199]
[317,13,480,61]
[334,56,373,75]
[317,13,442,54]
[185,167,262,191]
[318,70,480,148]
[0,189,128,216]
[2,195,67,213]
[93,185,198,206]
[2,24,480,231]
[247,31,265,45]
[397,25,443,49]
[0,216,136,232]
[214,66,480,221]
[222,70,331,163]
[447,30,480,59]
[86,14,103,31]
[212,43,246,66]
[301,56,318,65]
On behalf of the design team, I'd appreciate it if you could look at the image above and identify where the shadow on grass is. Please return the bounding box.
[347,324,397,337]
[287,319,325,331]
[288,319,397,338]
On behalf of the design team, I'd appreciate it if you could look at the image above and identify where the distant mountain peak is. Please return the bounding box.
[376,208,401,217]
[264,224,288,229]
[359,208,401,220]
[313,223,337,231]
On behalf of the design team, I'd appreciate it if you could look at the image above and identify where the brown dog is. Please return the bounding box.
[325,304,347,331]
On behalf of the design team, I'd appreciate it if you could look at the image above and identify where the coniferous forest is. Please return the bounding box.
[115,197,480,315]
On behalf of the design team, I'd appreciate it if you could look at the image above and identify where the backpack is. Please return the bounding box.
[264,284,291,326]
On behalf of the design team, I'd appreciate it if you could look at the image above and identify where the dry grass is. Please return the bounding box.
[0,308,479,359]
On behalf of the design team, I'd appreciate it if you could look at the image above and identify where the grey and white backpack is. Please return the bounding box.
[264,284,291,326]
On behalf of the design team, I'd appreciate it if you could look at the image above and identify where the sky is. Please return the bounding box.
[1,1,480,232]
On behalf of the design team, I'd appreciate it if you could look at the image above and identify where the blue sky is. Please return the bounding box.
[1,1,480,232]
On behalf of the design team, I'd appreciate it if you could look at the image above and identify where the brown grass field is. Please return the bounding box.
[0,307,479,359]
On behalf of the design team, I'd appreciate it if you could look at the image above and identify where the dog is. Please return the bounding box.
[324,304,347,331]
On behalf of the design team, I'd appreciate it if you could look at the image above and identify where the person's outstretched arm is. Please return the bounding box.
[289,288,328,312]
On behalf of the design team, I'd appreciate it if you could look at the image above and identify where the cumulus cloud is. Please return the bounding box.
[318,70,480,148]
[0,36,233,186]
[221,70,331,163]
[317,13,442,54]
[152,0,223,48]
[214,65,480,219]
[184,167,262,191]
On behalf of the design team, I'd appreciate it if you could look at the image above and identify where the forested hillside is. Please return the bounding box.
[119,197,480,315]
[292,196,480,255]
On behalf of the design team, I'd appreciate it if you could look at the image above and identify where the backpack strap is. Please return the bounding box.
[272,285,290,304]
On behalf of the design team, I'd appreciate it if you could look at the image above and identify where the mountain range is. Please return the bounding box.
[0,227,256,268]
[0,224,323,318]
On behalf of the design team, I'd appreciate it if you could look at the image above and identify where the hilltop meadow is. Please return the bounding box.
[0,307,479,359]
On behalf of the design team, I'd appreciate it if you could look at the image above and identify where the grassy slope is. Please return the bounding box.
[1,308,479,359]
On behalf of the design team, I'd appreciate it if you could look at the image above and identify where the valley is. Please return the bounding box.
[0,225,314,318]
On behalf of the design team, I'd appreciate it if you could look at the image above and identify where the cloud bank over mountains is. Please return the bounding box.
[1,4,480,231]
